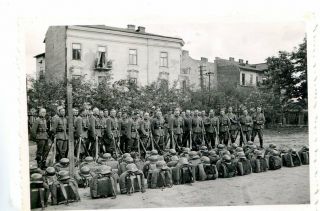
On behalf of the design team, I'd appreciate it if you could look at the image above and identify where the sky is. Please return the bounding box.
[21,0,308,78]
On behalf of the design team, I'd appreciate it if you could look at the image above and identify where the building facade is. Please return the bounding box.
[44,25,184,86]
[34,53,45,80]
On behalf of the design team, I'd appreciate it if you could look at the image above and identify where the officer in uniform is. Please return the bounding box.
[73,108,82,158]
[88,108,103,157]
[226,107,238,144]
[204,109,219,149]
[80,109,89,156]
[51,106,68,161]
[151,110,165,151]
[183,110,193,148]
[201,110,208,145]
[239,109,253,146]
[31,108,49,167]
[129,112,140,152]
[251,107,266,148]
[219,109,231,146]
[119,111,130,153]
[170,108,184,150]
[139,112,151,150]
[106,109,120,157]
[191,110,204,150]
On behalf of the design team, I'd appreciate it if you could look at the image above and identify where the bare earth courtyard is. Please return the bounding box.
[29,128,309,209]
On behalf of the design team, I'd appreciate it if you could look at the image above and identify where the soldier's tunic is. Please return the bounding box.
[239,114,253,146]
[151,117,165,150]
[191,116,204,150]
[88,115,103,156]
[183,116,192,148]
[31,116,49,165]
[170,116,184,149]
[219,114,231,146]
[51,116,68,160]
[119,117,130,153]
[226,112,238,143]
[139,118,151,149]
[128,118,140,152]
[106,117,120,155]
[251,112,266,147]
[74,115,84,158]
[204,116,219,149]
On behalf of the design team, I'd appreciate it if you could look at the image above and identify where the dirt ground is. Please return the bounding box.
[30,127,310,209]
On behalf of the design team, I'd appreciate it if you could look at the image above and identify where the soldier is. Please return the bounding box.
[251,107,266,148]
[119,111,130,153]
[51,106,68,161]
[183,110,193,148]
[191,110,204,150]
[106,109,121,157]
[239,109,253,146]
[73,108,83,159]
[226,107,238,144]
[139,112,151,151]
[219,109,231,147]
[204,109,219,149]
[151,110,165,151]
[80,109,89,156]
[128,112,140,153]
[200,110,208,146]
[31,108,49,167]
[88,108,103,157]
[169,108,184,150]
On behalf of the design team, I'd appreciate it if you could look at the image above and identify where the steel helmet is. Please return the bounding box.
[30,173,43,184]
[231,143,238,149]
[236,147,244,152]
[84,156,94,163]
[200,145,208,151]
[124,157,134,164]
[217,144,225,149]
[201,156,210,164]
[247,141,253,145]
[45,167,56,176]
[209,150,217,156]
[237,152,246,159]
[126,163,138,172]
[80,166,91,177]
[189,151,197,157]
[149,155,158,163]
[223,154,231,162]
[151,149,158,155]
[169,149,177,155]
[102,153,112,159]
[170,155,179,162]
[123,153,131,159]
[60,158,70,166]
[179,157,189,165]
[29,164,38,171]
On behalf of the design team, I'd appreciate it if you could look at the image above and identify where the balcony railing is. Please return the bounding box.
[94,59,113,71]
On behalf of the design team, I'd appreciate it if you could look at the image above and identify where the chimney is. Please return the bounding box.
[201,57,208,62]
[137,26,146,33]
[229,57,234,61]
[239,59,243,64]
[246,60,249,64]
[127,24,135,31]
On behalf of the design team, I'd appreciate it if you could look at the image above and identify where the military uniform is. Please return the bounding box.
[170,115,184,149]
[139,118,151,149]
[191,116,204,150]
[151,117,165,150]
[88,114,103,156]
[239,114,253,146]
[128,118,140,152]
[226,112,238,144]
[183,115,192,147]
[106,116,120,155]
[204,116,219,149]
[32,116,49,166]
[251,112,265,148]
[219,114,231,146]
[51,116,68,161]
[119,117,130,153]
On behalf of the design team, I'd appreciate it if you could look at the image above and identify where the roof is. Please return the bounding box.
[215,58,266,73]
[73,25,185,46]
[34,53,45,58]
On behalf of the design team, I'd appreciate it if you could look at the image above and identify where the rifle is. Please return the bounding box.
[53,136,56,164]
[111,133,119,159]
[40,137,55,169]
[238,122,247,145]
[95,135,99,160]
[150,131,155,150]
[189,130,192,149]
[171,131,175,149]
[150,131,165,154]
[214,127,219,147]
[136,129,147,157]
[76,137,82,164]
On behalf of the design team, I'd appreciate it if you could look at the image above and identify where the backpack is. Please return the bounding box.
[158,169,173,188]
[282,153,294,167]
[218,162,237,178]
[52,179,80,205]
[119,171,145,194]
[191,163,207,181]
[90,174,116,198]
[299,151,309,165]
[179,164,194,184]
[237,159,252,176]
[30,183,47,209]
[251,158,268,173]
[291,153,302,167]
[171,166,181,185]
[269,156,282,170]
[203,164,218,180]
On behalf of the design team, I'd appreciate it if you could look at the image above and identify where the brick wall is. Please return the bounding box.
[44,26,67,81]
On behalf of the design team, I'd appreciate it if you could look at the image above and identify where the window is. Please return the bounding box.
[182,80,187,91]
[72,43,81,60]
[256,76,259,85]
[129,49,137,65]
[96,46,107,68]
[160,52,168,67]
[250,74,253,85]
[181,67,191,75]
[241,73,245,86]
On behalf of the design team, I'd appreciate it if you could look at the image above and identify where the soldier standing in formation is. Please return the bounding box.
[170,108,184,149]
[192,110,203,150]
[204,109,219,149]
[239,109,253,146]
[151,110,165,151]
[251,107,266,148]
[106,109,120,156]
[183,110,192,148]
[219,109,230,146]
[226,107,238,144]
[51,106,68,161]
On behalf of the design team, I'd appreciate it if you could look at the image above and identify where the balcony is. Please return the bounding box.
[94,58,113,71]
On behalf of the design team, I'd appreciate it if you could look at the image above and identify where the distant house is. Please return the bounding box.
[43,25,184,87]
[34,53,45,80]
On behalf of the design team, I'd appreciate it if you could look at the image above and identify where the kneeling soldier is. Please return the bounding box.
[201,156,218,180]
[54,158,70,173]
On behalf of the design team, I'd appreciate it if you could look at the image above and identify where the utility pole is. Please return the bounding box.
[199,64,206,104]
[67,71,75,176]
[204,71,215,105]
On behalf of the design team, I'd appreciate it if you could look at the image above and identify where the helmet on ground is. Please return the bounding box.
[256,150,263,157]
[102,153,112,159]
[223,155,231,162]
[236,147,244,152]
[201,156,210,164]
[80,166,91,177]
[247,141,253,145]
[217,144,225,150]
[84,156,94,163]
[60,158,70,166]
[45,167,56,176]
[126,163,138,172]
[149,155,158,163]
[169,149,177,155]
[99,165,112,175]
[124,157,134,164]
[151,149,158,155]
[58,170,70,181]
[30,173,43,184]
[238,152,246,159]
[231,143,238,149]
[170,155,179,162]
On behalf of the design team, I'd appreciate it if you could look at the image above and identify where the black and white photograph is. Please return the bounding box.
[1,1,320,211]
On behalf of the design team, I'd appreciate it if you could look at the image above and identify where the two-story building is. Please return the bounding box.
[44,25,185,86]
